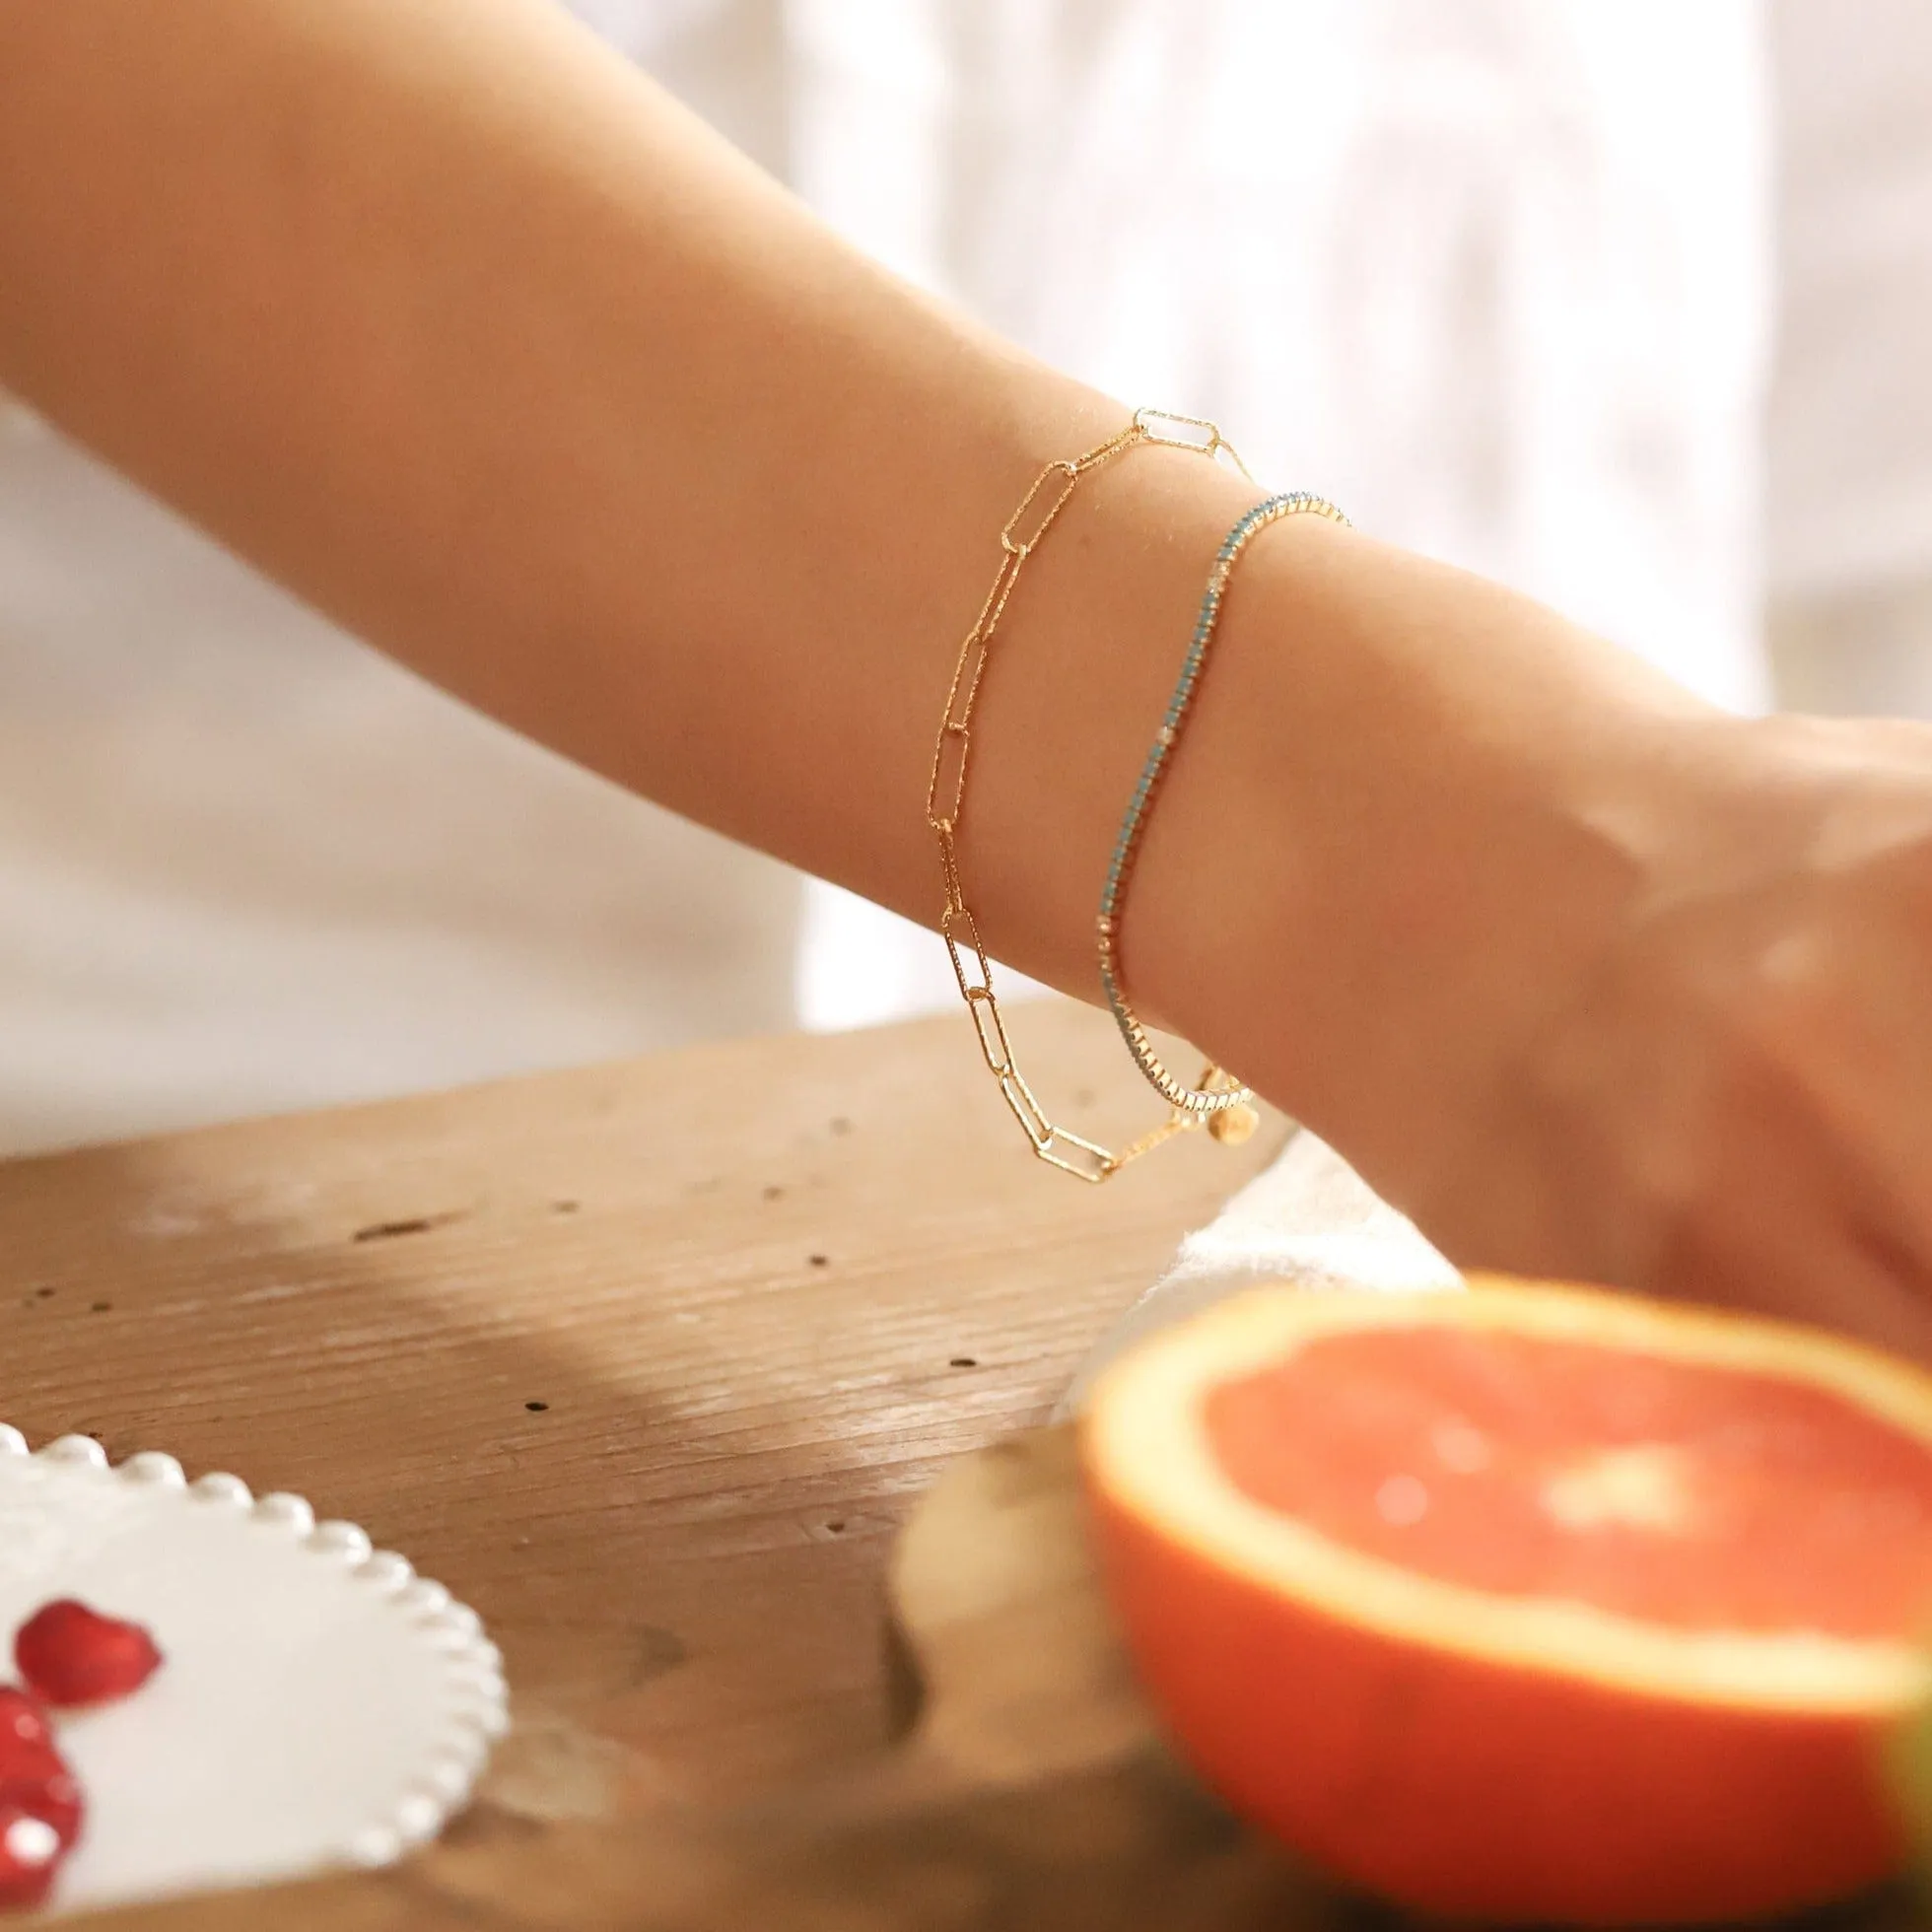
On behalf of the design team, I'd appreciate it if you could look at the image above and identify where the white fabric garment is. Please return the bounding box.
[1057,1127,1462,1415]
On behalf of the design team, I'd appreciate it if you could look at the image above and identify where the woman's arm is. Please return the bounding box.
[6,0,1932,1354]
[0,0,1235,993]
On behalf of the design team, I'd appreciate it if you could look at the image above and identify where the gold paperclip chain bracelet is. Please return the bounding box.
[926,407,1259,1183]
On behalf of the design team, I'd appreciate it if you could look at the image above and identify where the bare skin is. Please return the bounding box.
[5,1,1932,1355]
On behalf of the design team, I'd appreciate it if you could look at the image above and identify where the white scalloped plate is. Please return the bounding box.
[0,1428,507,1916]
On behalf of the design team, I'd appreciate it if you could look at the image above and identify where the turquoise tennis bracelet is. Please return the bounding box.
[1096,490,1350,1125]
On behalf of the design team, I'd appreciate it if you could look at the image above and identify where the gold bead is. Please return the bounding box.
[1208,1103,1260,1146]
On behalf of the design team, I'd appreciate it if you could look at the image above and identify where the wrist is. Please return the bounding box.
[1122,518,1726,1210]
[952,433,1263,1007]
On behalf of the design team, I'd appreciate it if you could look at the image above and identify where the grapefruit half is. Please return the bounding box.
[1081,1278,1932,1924]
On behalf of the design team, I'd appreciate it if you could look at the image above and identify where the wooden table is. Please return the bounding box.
[0,1000,1284,1923]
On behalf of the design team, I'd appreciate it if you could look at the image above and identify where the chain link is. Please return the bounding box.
[927,408,1259,1181]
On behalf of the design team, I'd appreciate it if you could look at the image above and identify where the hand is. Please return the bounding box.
[1131,517,1932,1358]
[1333,713,1932,1359]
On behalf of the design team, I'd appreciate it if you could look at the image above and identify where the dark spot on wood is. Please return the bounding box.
[950,1356,979,1369]
[352,1210,463,1243]
[90,1301,111,1315]
[825,1520,847,1535]
[550,1200,580,1215]
[524,1400,549,1413]
[829,1117,853,1137]
[630,1624,687,1686]
[808,1253,830,1269]
[34,1287,54,1300]
[762,1184,785,1202]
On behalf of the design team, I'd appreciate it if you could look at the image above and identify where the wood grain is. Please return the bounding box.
[0,1000,1283,1918]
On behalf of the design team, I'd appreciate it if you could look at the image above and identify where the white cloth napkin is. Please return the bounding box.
[1058,1128,1463,1415]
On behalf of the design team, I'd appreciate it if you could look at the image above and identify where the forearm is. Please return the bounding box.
[0,0,1723,1151]
[0,0,1170,973]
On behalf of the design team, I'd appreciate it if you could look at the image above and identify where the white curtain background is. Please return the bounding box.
[5,0,1905,1151]
[1765,0,1932,717]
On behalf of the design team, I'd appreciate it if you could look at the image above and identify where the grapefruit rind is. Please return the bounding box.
[1084,1278,1932,1715]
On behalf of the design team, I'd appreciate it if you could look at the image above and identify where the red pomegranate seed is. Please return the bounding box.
[0,1692,51,1764]
[0,1686,81,1857]
[14,1600,162,1707]
[0,1805,64,1907]
[0,1769,81,1855]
